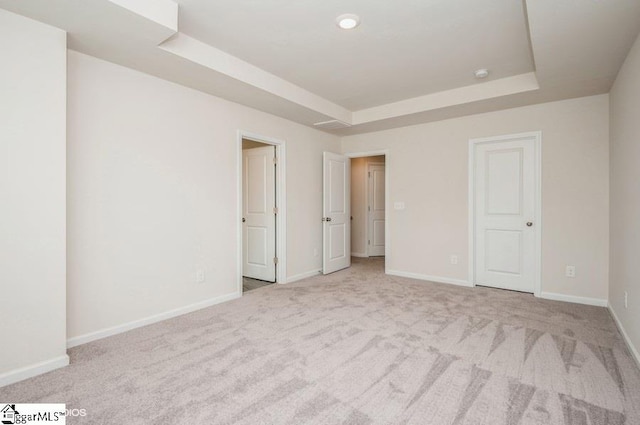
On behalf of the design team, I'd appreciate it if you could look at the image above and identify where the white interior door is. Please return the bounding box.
[367,163,385,256]
[473,136,538,293]
[243,146,276,282]
[323,152,350,274]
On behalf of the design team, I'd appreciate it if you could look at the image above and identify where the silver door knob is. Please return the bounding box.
[526,222,533,227]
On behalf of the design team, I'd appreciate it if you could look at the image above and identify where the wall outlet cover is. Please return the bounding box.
[196,270,205,283]
[565,266,576,278]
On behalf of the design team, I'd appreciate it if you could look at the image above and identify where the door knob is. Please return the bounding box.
[526,222,533,227]
[322,217,332,222]
[326,217,332,222]
[242,218,246,223]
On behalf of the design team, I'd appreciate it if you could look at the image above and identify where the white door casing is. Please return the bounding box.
[242,146,276,282]
[470,132,541,294]
[323,152,351,274]
[367,163,385,256]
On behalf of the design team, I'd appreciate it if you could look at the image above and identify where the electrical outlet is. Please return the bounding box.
[450,255,458,265]
[624,291,628,309]
[565,266,576,278]
[196,269,205,283]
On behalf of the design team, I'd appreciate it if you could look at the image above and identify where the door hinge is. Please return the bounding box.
[368,171,371,178]
[273,206,278,215]
[368,240,371,245]
[273,156,278,165]
[274,257,278,264]
[368,205,371,212]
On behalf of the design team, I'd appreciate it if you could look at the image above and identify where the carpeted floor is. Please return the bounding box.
[243,277,274,292]
[1,257,639,424]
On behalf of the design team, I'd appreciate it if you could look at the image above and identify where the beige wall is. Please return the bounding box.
[351,156,385,256]
[67,51,339,342]
[342,94,610,303]
[610,32,640,358]
[0,10,67,383]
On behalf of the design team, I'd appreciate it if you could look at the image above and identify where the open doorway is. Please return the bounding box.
[350,155,386,270]
[321,151,388,276]
[238,133,286,293]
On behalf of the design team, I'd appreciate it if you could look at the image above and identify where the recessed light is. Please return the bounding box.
[474,69,490,79]
[336,14,360,30]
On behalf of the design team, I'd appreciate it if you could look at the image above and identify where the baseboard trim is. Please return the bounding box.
[67,292,240,349]
[0,355,69,388]
[287,269,322,283]
[386,269,472,287]
[538,291,608,307]
[608,303,640,369]
[351,252,368,258]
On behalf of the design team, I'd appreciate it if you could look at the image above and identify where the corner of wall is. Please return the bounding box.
[608,303,640,369]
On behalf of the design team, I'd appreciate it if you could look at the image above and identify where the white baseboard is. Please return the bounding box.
[0,355,69,388]
[286,269,322,283]
[351,252,368,258]
[608,303,640,369]
[67,292,240,349]
[386,269,472,287]
[538,291,608,307]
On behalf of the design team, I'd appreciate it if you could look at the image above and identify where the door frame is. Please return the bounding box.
[344,150,390,272]
[237,130,287,295]
[366,161,386,257]
[468,131,542,296]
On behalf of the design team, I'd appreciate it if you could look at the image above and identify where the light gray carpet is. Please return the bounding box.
[243,277,273,292]
[1,257,639,424]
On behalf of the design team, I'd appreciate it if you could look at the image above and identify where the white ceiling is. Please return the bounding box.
[1,0,640,135]
[176,0,535,110]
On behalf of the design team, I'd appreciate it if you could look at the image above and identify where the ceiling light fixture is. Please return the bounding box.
[474,69,490,79]
[336,14,360,30]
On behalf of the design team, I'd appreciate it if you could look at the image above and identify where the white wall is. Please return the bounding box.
[342,95,610,303]
[609,32,640,360]
[67,51,339,341]
[0,10,67,383]
[351,156,385,256]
